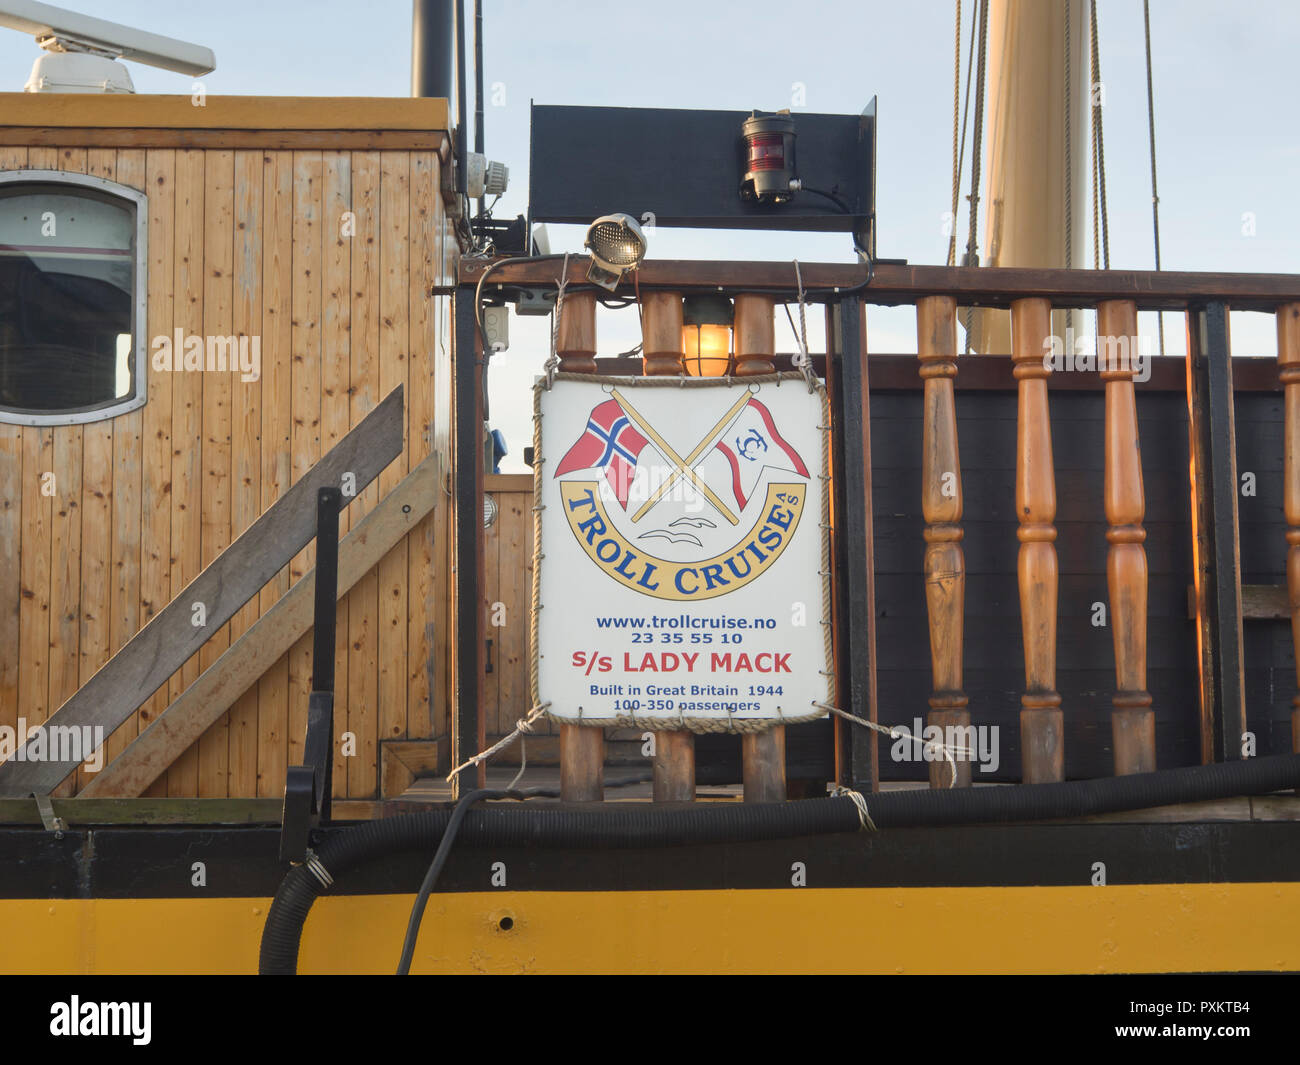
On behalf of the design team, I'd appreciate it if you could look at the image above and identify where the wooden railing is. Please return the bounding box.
[1280,303,1300,766]
[460,259,1300,794]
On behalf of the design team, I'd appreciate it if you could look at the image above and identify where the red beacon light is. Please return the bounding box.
[740,110,797,204]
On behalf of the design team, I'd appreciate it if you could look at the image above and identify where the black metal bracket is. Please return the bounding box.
[279,486,342,864]
[32,792,65,837]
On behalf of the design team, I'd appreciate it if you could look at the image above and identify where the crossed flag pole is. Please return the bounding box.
[609,388,755,527]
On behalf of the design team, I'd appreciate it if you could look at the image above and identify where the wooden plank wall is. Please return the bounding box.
[0,145,456,799]
[482,474,546,741]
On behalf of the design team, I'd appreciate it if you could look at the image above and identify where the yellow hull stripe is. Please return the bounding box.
[2,884,1295,974]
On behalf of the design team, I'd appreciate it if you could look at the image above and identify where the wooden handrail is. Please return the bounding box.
[461,260,1300,313]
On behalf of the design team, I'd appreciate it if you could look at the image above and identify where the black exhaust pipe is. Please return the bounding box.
[410,0,454,100]
[411,0,466,202]
[474,0,485,223]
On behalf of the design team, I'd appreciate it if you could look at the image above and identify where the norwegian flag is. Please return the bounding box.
[553,399,650,508]
[701,397,809,510]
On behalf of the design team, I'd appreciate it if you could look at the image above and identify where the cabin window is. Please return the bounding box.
[0,170,147,425]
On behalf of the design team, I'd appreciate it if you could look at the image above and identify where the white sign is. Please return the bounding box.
[534,374,832,730]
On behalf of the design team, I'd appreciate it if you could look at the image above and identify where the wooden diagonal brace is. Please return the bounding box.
[0,387,405,796]
[80,449,441,799]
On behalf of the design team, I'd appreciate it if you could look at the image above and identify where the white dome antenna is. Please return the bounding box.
[0,0,215,93]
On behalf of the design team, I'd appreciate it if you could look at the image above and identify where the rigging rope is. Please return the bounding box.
[947,1,961,266]
[962,0,989,353]
[1089,0,1111,271]
[544,252,570,390]
[1143,0,1166,356]
[965,0,989,271]
[948,0,978,268]
[1064,0,1074,336]
[792,260,817,393]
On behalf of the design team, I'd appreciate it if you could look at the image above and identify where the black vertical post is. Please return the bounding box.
[311,488,340,695]
[307,486,341,821]
[453,287,485,796]
[825,306,848,783]
[828,296,878,790]
[1186,302,1247,762]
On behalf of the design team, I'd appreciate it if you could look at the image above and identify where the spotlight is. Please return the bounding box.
[740,110,797,204]
[584,212,647,291]
[682,295,734,377]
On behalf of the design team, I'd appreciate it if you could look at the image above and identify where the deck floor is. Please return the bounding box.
[396,769,976,804]
[399,767,743,803]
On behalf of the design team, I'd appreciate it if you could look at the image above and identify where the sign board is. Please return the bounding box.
[534,374,832,731]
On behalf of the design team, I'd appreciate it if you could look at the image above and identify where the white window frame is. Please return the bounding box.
[0,169,148,426]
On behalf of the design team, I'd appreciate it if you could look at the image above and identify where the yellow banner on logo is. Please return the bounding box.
[559,481,806,602]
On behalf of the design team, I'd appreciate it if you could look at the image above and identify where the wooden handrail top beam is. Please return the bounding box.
[461,259,1300,312]
[0,93,449,132]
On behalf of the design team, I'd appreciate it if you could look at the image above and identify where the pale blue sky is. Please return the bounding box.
[3,1,1296,470]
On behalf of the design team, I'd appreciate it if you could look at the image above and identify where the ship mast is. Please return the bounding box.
[970,0,1090,352]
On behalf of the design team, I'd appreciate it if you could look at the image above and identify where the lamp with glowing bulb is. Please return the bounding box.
[682,295,734,377]
[583,212,647,291]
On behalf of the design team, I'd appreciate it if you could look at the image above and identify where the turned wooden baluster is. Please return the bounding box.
[734,295,776,376]
[640,291,696,801]
[734,295,785,800]
[1011,298,1064,782]
[556,288,604,801]
[641,290,684,378]
[1097,300,1154,774]
[917,296,969,788]
[1278,302,1300,757]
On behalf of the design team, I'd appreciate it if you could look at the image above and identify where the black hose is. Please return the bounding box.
[259,751,1300,974]
[397,786,504,974]
[396,775,650,973]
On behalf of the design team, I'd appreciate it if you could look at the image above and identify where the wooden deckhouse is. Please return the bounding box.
[0,93,459,802]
